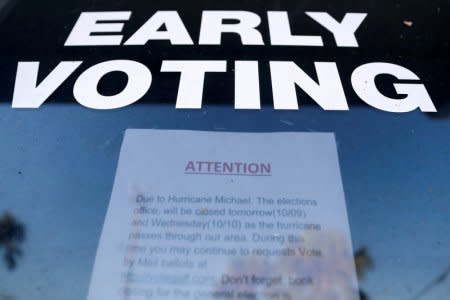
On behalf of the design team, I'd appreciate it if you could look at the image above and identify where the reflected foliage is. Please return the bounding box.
[214,232,363,300]
[359,290,368,300]
[354,247,374,280]
[0,293,15,300]
[354,247,374,300]
[0,212,25,270]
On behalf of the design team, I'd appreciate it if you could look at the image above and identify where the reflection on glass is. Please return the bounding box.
[0,212,25,271]
[1,105,449,300]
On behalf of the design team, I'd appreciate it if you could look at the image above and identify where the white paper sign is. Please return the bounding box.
[87,130,360,300]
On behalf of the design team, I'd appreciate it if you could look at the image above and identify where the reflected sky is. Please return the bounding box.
[0,104,449,300]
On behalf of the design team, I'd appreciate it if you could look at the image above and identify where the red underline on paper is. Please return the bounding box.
[184,172,272,177]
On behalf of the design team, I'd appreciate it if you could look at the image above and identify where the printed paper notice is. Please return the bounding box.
[87,130,360,300]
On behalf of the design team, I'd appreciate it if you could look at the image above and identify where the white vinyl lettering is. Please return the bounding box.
[270,61,348,110]
[306,12,367,47]
[351,63,436,112]
[267,11,323,46]
[65,11,131,46]
[73,60,152,109]
[160,60,227,108]
[12,61,82,108]
[125,11,193,45]
[199,11,264,45]
[235,61,260,109]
